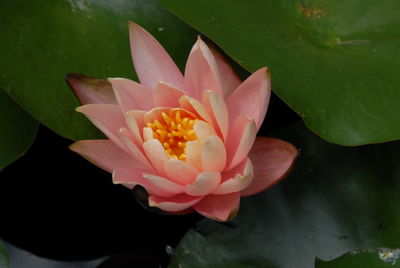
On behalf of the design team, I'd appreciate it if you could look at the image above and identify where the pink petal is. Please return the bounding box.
[69,140,142,173]
[185,171,221,196]
[119,128,153,170]
[241,137,298,196]
[193,121,215,141]
[66,73,117,105]
[226,67,271,131]
[143,139,169,177]
[144,107,171,123]
[112,168,147,189]
[201,135,226,172]
[113,169,170,196]
[108,78,154,112]
[163,158,199,185]
[128,21,184,90]
[193,192,240,222]
[76,104,126,149]
[209,47,241,98]
[142,173,185,197]
[225,116,257,170]
[203,90,229,140]
[185,140,202,170]
[213,157,253,195]
[179,95,212,123]
[125,110,145,145]
[143,127,154,142]
[149,194,202,212]
[153,82,185,107]
[184,38,223,99]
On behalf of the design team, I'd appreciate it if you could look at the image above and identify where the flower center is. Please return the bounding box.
[146,110,198,161]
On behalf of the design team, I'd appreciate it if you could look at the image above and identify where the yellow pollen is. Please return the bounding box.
[147,110,198,161]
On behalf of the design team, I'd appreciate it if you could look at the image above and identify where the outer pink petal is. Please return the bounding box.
[225,116,257,170]
[209,48,241,98]
[112,169,170,196]
[149,194,202,212]
[128,21,184,90]
[226,67,271,131]
[184,38,223,99]
[185,171,221,196]
[76,104,126,148]
[119,128,153,170]
[213,157,253,195]
[193,192,240,222]
[201,135,226,172]
[203,90,229,140]
[143,139,169,177]
[69,140,143,172]
[142,173,185,197]
[153,82,185,107]
[163,158,199,185]
[66,73,117,105]
[109,78,154,112]
[112,168,143,185]
[241,137,298,196]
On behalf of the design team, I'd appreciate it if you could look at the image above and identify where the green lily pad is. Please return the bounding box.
[169,122,400,268]
[159,0,400,146]
[0,90,38,171]
[0,239,10,268]
[316,248,400,267]
[0,0,197,141]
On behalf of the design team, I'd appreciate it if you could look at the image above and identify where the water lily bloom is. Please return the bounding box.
[67,22,298,221]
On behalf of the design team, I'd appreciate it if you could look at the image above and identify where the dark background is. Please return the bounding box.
[0,92,299,267]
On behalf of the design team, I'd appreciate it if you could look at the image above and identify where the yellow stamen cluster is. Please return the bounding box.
[147,110,198,161]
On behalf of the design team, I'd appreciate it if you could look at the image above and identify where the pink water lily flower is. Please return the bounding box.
[67,22,298,221]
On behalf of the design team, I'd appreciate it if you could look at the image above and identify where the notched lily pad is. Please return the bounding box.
[160,0,400,145]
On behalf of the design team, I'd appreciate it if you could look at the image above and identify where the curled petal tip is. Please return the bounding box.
[127,20,138,29]
[148,200,157,207]
[68,142,77,151]
[65,73,75,81]
[65,72,84,82]
[107,77,116,82]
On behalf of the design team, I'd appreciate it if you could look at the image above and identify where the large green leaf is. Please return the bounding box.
[0,239,10,268]
[0,0,197,141]
[0,90,38,171]
[316,249,400,267]
[159,0,400,146]
[169,122,400,268]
